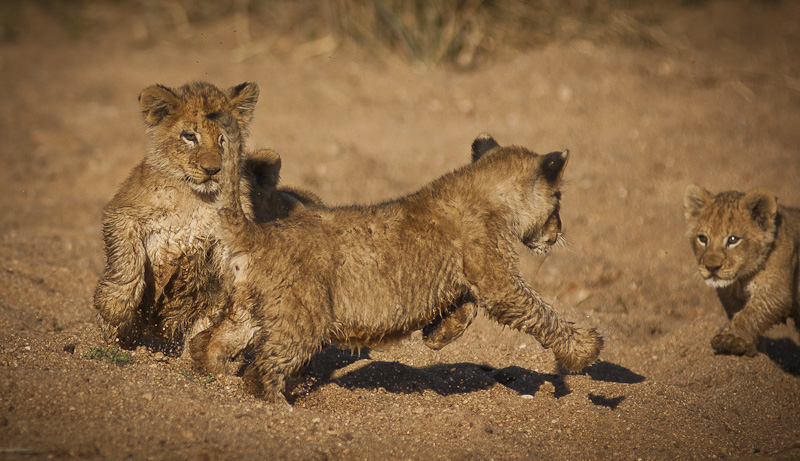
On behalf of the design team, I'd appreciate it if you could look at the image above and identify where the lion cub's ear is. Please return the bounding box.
[471,133,500,162]
[246,148,282,188]
[684,184,711,220]
[539,150,569,184]
[139,84,180,127]
[227,82,260,126]
[742,189,778,231]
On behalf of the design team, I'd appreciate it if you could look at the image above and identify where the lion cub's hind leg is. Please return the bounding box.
[422,301,478,350]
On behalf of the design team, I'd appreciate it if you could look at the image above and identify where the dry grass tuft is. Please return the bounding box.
[5,0,678,65]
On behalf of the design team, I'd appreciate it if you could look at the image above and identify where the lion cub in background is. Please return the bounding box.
[193,113,603,403]
[93,81,320,351]
[684,185,800,356]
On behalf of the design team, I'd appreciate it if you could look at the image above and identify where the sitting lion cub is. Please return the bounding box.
[684,185,800,356]
[93,81,320,351]
[192,112,603,402]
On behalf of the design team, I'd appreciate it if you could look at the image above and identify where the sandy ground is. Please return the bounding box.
[1,1,799,459]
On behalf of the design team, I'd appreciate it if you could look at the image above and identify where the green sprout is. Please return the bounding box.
[83,347,135,366]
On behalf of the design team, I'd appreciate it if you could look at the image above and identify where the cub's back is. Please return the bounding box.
[780,205,800,241]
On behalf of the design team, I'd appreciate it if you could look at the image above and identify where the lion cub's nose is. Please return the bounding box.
[704,263,722,274]
[202,166,221,175]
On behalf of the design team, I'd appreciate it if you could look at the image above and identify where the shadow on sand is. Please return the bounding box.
[763,337,800,376]
[295,348,645,410]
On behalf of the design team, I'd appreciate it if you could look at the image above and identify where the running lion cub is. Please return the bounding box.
[684,185,800,356]
[193,113,603,402]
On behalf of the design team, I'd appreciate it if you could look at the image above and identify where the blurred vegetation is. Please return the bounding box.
[1,0,701,64]
[320,0,676,64]
[83,347,135,366]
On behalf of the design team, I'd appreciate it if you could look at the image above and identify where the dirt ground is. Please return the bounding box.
[1,1,799,459]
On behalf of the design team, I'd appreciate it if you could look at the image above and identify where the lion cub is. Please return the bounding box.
[684,185,800,356]
[93,81,320,351]
[193,114,603,402]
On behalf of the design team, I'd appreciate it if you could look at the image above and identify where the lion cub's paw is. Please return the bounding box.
[98,319,121,345]
[242,366,290,405]
[422,302,478,351]
[99,319,141,350]
[557,327,604,372]
[711,329,757,357]
[188,329,228,375]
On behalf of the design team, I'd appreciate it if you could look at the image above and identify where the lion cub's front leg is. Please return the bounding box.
[242,320,322,405]
[480,276,602,371]
[94,214,149,347]
[189,304,257,376]
[711,289,792,357]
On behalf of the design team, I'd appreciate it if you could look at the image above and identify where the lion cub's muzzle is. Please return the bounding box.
[522,212,562,253]
[188,149,223,189]
[697,251,736,287]
[196,167,221,185]
[187,169,221,190]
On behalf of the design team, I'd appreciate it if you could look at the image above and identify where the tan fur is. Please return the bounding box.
[193,119,603,403]
[684,185,800,356]
[93,81,320,351]
[243,148,472,352]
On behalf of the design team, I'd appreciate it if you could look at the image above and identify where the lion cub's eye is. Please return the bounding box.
[697,234,708,246]
[726,235,740,247]
[181,131,198,144]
